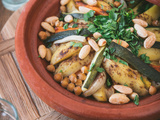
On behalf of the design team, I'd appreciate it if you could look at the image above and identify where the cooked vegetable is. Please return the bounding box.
[103,58,148,96]
[61,13,84,19]
[103,0,114,4]
[105,86,115,98]
[138,47,160,61]
[150,64,160,72]
[126,0,141,9]
[97,1,112,11]
[67,0,79,13]
[142,76,151,89]
[152,41,160,49]
[108,42,160,82]
[54,35,86,44]
[49,43,63,54]
[81,47,105,92]
[146,27,160,42]
[92,85,107,102]
[55,27,79,33]
[50,42,81,65]
[136,5,160,25]
[75,1,108,16]
[44,28,91,44]
[55,53,94,77]
[83,72,106,97]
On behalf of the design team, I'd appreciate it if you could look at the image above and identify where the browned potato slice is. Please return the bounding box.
[97,1,112,11]
[55,53,94,77]
[103,58,149,96]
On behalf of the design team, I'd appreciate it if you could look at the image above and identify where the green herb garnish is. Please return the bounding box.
[38,55,41,58]
[89,63,95,71]
[84,10,95,21]
[72,24,78,28]
[140,54,151,64]
[119,60,128,66]
[140,76,144,82]
[73,18,78,22]
[70,42,83,48]
[63,23,68,30]
[124,83,128,86]
[106,79,111,87]
[96,67,105,73]
[134,95,139,105]
[59,70,63,73]
[76,28,83,34]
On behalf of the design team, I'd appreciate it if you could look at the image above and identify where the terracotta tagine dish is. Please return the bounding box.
[15,0,160,119]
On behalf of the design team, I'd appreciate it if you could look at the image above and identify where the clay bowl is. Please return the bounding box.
[15,0,160,119]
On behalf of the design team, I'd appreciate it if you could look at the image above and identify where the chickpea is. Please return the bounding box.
[54,73,63,82]
[64,15,73,23]
[149,86,157,95]
[45,31,51,37]
[39,31,47,40]
[59,21,64,27]
[87,0,97,6]
[69,73,77,83]
[46,65,55,72]
[81,66,89,74]
[60,5,66,13]
[152,20,160,26]
[77,73,86,80]
[63,77,69,82]
[61,80,69,88]
[67,83,75,92]
[60,0,70,6]
[129,92,139,100]
[75,79,82,86]
[74,86,82,95]
[114,1,121,8]
[98,38,107,46]
[55,20,60,27]
[93,32,102,39]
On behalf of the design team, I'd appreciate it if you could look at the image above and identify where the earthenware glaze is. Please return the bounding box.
[15,0,160,119]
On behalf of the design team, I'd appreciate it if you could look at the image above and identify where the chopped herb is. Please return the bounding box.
[130,0,135,4]
[140,76,144,82]
[134,95,139,105]
[124,83,128,86]
[106,79,111,87]
[73,18,78,22]
[119,60,128,66]
[72,24,78,28]
[70,42,83,47]
[84,10,95,21]
[96,67,105,73]
[63,23,68,30]
[88,24,96,33]
[59,70,63,73]
[110,47,116,54]
[89,63,95,71]
[140,54,151,64]
[70,42,75,46]
[73,43,83,47]
[38,55,41,58]
[76,28,83,34]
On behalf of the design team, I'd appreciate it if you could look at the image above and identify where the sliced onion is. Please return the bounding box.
[54,35,86,44]
[83,72,107,97]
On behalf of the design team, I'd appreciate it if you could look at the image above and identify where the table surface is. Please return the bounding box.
[0,1,72,120]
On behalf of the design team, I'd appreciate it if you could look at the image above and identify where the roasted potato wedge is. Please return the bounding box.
[55,53,94,77]
[67,0,79,13]
[97,1,112,11]
[50,42,81,65]
[93,85,107,102]
[136,5,160,25]
[49,43,63,54]
[142,76,151,89]
[103,58,148,96]
[138,47,160,61]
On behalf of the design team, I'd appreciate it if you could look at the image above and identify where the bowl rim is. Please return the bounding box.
[15,0,160,119]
